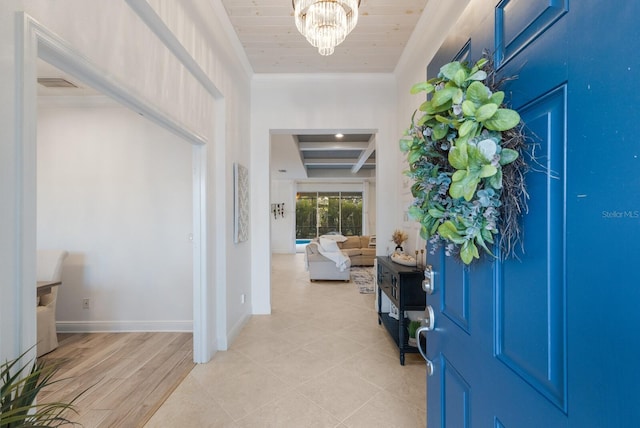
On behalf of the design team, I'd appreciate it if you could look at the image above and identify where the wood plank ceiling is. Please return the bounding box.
[219,0,429,74]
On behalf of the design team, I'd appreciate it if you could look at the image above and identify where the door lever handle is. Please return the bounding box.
[416,305,435,373]
[426,358,434,377]
[415,325,434,376]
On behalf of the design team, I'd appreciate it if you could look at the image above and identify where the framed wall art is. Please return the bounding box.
[233,162,249,243]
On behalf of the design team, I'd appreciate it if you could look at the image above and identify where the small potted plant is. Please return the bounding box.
[407,320,422,347]
[1,348,84,427]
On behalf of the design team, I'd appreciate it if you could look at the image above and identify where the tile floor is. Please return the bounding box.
[145,253,427,428]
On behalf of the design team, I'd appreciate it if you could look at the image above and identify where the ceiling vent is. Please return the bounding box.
[37,77,78,88]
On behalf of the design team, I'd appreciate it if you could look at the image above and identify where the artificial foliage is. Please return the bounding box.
[400,55,527,265]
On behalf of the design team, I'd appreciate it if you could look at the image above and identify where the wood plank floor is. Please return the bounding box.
[38,332,194,428]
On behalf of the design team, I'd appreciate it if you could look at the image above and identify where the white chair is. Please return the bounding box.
[36,249,68,357]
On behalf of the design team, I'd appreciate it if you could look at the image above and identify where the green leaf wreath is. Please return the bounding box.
[400,55,528,265]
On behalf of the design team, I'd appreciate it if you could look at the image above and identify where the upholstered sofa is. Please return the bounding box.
[305,235,375,281]
[333,235,375,266]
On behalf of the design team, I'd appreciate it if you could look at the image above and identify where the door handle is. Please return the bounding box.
[416,305,435,367]
[422,265,434,294]
[426,358,434,377]
[415,325,435,376]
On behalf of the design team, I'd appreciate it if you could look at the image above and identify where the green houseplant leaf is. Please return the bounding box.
[460,240,480,264]
[500,148,519,165]
[440,61,464,81]
[459,120,478,137]
[467,70,487,81]
[466,81,490,104]
[431,87,458,107]
[475,103,499,122]
[461,100,477,117]
[490,91,505,105]
[1,347,87,427]
[453,69,467,87]
[432,123,449,140]
[448,142,469,169]
[410,82,435,95]
[399,136,413,153]
[438,221,466,245]
[484,109,521,131]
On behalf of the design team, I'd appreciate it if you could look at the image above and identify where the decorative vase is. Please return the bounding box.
[395,245,403,253]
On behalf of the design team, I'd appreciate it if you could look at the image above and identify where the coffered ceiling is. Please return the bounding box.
[271,132,376,181]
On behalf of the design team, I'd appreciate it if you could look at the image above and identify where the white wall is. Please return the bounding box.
[365,181,376,236]
[37,99,193,331]
[0,3,31,359]
[1,0,252,361]
[251,74,397,313]
[270,180,296,253]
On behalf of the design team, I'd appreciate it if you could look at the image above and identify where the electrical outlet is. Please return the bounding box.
[82,298,90,309]
[241,294,245,304]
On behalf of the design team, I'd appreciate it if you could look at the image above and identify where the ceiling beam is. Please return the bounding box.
[351,135,376,173]
[304,158,375,166]
[299,142,370,151]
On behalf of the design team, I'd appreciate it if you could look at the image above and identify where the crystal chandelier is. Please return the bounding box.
[293,0,360,56]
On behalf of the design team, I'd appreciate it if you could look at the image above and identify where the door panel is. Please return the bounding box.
[442,356,471,428]
[441,251,470,332]
[495,0,569,67]
[496,84,568,411]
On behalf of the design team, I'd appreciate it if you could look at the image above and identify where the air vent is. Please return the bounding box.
[37,77,78,88]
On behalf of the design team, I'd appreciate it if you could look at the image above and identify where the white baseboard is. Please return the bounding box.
[56,320,193,333]
[223,312,251,350]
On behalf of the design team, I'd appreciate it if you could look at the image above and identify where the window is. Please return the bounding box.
[296,191,363,238]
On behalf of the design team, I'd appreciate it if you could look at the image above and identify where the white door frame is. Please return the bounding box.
[15,13,213,363]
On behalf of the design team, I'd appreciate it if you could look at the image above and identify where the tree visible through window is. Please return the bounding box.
[296,192,363,239]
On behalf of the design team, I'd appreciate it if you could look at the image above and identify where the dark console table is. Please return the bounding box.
[376,256,426,365]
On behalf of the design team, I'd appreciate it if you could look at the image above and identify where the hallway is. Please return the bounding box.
[146,253,426,427]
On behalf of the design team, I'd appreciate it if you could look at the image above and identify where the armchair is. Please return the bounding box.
[36,249,68,357]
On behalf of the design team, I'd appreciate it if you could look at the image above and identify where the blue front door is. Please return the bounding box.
[424,1,640,426]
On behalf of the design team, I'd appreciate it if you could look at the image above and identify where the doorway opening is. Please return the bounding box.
[17,15,211,363]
